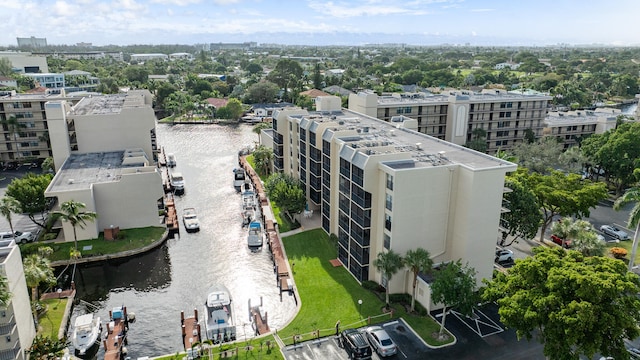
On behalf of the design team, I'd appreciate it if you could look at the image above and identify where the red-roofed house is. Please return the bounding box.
[299,89,330,99]
[206,98,229,109]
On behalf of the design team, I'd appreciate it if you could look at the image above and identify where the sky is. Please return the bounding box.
[1,0,639,47]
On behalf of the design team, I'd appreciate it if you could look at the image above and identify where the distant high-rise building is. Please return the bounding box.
[16,37,47,48]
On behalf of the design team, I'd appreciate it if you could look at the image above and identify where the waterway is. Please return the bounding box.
[67,123,298,358]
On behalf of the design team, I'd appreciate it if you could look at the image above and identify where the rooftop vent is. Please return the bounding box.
[390,130,395,136]
[416,142,422,150]
[438,151,446,158]
[68,179,74,184]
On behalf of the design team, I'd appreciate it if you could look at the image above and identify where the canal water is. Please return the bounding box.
[68,123,298,358]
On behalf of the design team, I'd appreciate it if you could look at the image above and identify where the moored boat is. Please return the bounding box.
[72,313,102,357]
[247,221,264,249]
[203,285,236,343]
[233,168,246,192]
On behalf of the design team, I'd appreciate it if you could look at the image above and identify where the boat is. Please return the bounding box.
[72,313,102,356]
[242,189,256,209]
[233,168,246,192]
[167,153,176,167]
[242,206,256,227]
[247,221,264,249]
[182,207,200,232]
[203,285,236,343]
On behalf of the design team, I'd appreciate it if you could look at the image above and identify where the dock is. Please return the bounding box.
[165,193,179,234]
[181,309,202,356]
[248,298,269,335]
[103,306,132,360]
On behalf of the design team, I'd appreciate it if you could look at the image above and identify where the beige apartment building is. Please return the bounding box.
[271,96,516,310]
[0,240,36,360]
[0,91,77,167]
[349,89,551,153]
[544,108,618,148]
[43,90,162,242]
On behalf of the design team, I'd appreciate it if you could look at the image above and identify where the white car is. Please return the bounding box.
[363,326,397,357]
[182,208,199,232]
[600,225,629,240]
[0,231,36,244]
[495,249,514,263]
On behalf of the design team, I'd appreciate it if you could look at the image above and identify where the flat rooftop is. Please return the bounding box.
[70,92,147,116]
[49,151,131,191]
[372,90,551,106]
[545,110,617,126]
[298,109,515,171]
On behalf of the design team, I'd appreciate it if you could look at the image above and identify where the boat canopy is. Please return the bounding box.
[207,291,231,308]
[75,314,94,328]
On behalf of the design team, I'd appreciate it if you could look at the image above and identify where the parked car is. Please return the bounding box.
[0,231,36,244]
[340,329,372,360]
[182,207,200,232]
[600,225,629,240]
[495,249,514,263]
[363,326,397,357]
[550,234,572,248]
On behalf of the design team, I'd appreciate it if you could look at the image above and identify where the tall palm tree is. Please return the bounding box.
[614,187,640,270]
[404,248,433,313]
[0,196,20,236]
[253,122,271,145]
[52,200,97,251]
[373,249,404,309]
[23,253,55,324]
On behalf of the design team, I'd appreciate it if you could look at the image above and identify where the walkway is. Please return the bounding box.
[279,212,321,238]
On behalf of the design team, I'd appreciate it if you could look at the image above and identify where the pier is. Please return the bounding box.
[103,306,132,360]
[164,193,179,235]
[248,297,269,335]
[181,309,202,356]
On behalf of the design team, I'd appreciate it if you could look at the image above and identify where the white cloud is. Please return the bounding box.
[150,0,202,5]
[306,0,430,18]
[470,8,494,12]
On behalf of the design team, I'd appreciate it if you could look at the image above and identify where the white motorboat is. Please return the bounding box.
[247,221,264,249]
[204,285,237,343]
[72,313,102,356]
[242,206,256,227]
[242,189,256,209]
[233,168,246,192]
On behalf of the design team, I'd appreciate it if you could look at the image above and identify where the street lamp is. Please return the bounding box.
[358,299,363,315]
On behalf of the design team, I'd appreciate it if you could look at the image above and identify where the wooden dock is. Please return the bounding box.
[165,194,179,234]
[181,309,202,355]
[103,307,131,360]
[158,146,168,167]
[248,298,269,335]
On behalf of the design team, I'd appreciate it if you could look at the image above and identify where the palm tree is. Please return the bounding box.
[253,122,271,145]
[0,196,20,236]
[404,248,433,313]
[23,252,55,324]
[52,200,97,251]
[614,187,640,270]
[252,145,274,177]
[373,250,404,309]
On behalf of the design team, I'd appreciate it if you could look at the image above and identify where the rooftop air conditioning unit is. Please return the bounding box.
[416,142,422,150]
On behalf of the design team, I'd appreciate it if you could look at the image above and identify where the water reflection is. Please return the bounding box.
[67,123,298,358]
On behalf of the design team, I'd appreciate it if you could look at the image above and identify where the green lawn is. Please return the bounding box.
[153,335,283,360]
[35,227,166,261]
[280,229,452,346]
[38,298,68,338]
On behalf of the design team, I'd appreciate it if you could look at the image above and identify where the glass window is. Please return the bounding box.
[386,173,394,190]
[385,193,392,211]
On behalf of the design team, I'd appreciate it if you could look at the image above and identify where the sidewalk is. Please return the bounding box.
[280,211,321,237]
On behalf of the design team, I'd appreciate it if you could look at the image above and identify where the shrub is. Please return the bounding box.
[610,247,628,259]
[362,280,381,292]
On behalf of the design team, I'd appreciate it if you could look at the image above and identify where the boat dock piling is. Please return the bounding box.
[103,307,130,360]
[248,297,269,335]
[181,309,202,352]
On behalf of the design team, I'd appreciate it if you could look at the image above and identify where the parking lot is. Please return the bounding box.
[283,305,546,359]
[0,167,47,238]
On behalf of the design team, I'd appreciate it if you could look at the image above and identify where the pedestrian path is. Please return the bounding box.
[279,212,321,238]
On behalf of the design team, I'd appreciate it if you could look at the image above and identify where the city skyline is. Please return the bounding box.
[2,0,640,47]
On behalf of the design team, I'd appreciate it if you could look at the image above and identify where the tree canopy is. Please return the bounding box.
[430,260,477,336]
[5,173,53,228]
[508,168,607,242]
[500,179,542,246]
[264,173,306,217]
[373,249,404,308]
[483,247,640,360]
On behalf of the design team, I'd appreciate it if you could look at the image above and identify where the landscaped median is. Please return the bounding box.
[278,228,454,347]
[22,227,168,265]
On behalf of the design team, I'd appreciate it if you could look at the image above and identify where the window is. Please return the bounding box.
[386,173,394,190]
[496,131,509,137]
[383,234,391,250]
[497,121,510,128]
[385,193,392,211]
[385,214,392,231]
